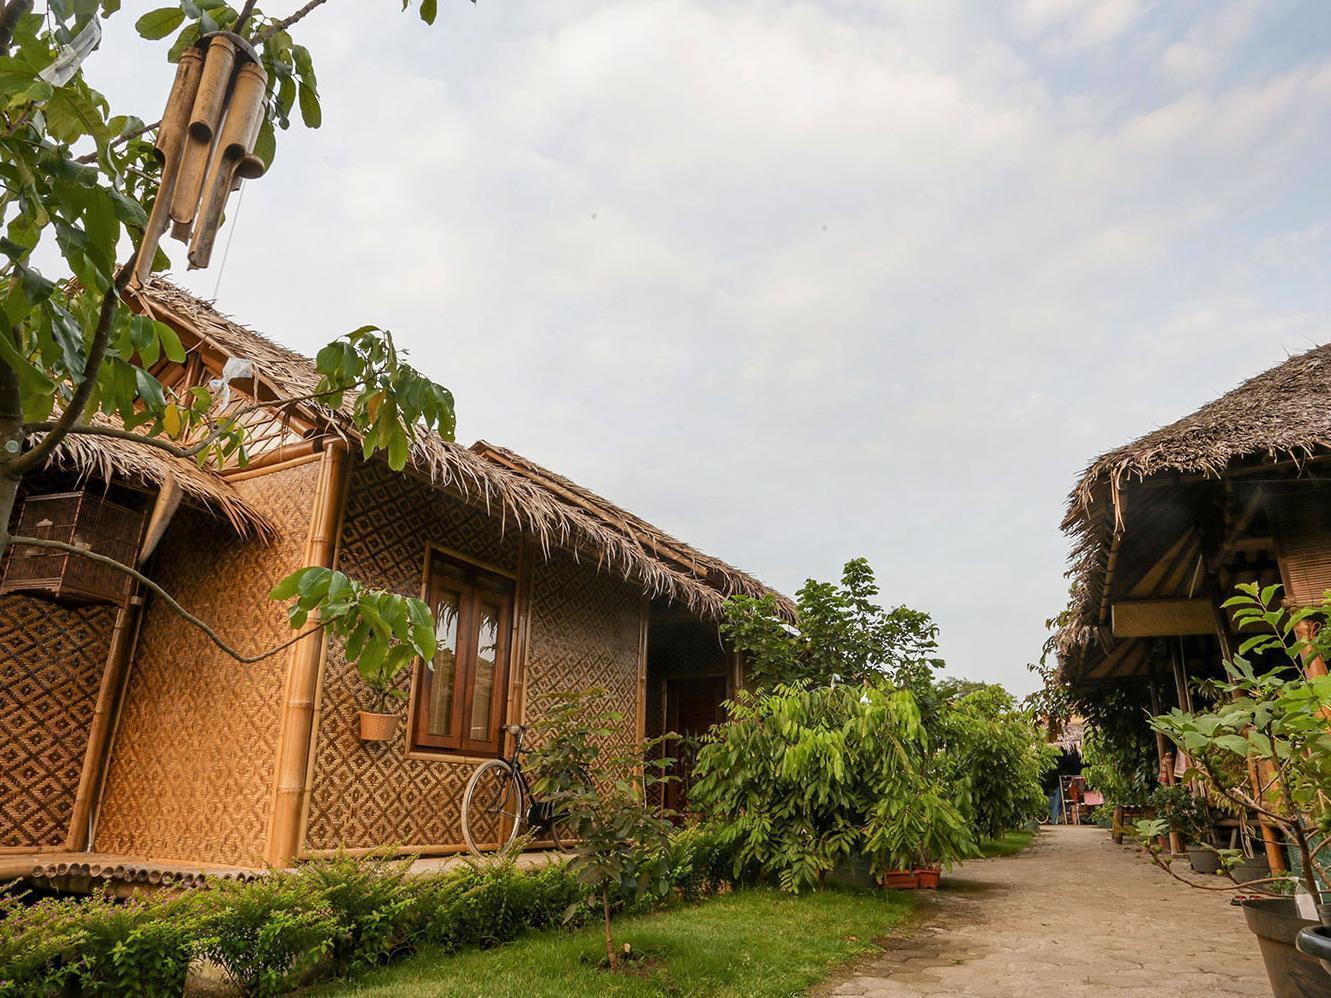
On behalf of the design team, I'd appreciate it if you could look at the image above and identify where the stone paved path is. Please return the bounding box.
[819,825,1270,997]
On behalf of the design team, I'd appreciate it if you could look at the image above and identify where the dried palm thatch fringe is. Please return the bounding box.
[133,279,794,623]
[30,411,275,540]
[1056,343,1331,676]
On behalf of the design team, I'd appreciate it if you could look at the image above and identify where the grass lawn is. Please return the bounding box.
[976,829,1036,858]
[320,888,915,997]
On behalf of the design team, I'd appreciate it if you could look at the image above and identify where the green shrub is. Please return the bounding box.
[194,875,338,997]
[0,890,84,996]
[0,888,199,997]
[298,854,421,976]
[693,681,977,891]
[660,822,748,900]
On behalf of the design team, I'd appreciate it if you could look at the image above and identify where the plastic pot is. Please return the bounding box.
[1188,846,1222,876]
[1240,897,1331,997]
[1233,855,1272,886]
[1296,925,1331,979]
[880,869,919,890]
[915,867,941,890]
[358,710,398,742]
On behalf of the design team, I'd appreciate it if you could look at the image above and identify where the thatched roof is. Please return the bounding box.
[132,279,793,622]
[32,413,274,539]
[1058,342,1331,678]
[472,441,796,620]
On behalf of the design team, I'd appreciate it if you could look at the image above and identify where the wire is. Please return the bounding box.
[211,180,246,300]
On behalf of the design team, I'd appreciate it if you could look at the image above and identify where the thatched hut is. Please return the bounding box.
[0,280,791,888]
[1056,343,1331,867]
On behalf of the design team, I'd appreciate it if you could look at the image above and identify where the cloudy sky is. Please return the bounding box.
[93,0,1331,695]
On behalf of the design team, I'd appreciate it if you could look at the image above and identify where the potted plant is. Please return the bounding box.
[1137,583,1331,997]
[271,567,437,745]
[1149,785,1222,875]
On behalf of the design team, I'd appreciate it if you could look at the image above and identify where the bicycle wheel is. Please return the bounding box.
[548,808,579,853]
[462,759,525,857]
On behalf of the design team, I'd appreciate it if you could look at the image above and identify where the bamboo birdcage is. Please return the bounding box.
[0,490,145,604]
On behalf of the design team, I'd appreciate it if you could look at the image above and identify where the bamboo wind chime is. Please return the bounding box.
[135,33,269,284]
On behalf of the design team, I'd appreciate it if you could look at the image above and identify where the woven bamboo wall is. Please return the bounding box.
[0,595,116,848]
[94,462,320,866]
[304,462,642,852]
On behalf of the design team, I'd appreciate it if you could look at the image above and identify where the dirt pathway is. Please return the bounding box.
[818,825,1270,997]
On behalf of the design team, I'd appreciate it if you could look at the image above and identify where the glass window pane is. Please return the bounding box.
[427,590,461,737]
[469,600,502,740]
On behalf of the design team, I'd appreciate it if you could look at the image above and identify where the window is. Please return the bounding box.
[412,550,515,755]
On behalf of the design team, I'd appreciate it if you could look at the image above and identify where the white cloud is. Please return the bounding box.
[81,0,1331,695]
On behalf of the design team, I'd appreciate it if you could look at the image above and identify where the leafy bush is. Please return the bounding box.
[0,888,200,997]
[194,875,338,997]
[692,681,976,891]
[936,685,1057,841]
[298,854,421,975]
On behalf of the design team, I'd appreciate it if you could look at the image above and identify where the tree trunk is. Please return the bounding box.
[602,886,617,972]
[0,362,25,558]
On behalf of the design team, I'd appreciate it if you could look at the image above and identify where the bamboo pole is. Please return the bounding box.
[265,440,348,867]
[66,597,144,851]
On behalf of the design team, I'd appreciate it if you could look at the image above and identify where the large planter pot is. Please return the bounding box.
[1188,846,1222,876]
[915,867,941,890]
[357,710,398,742]
[880,869,919,890]
[1296,925,1331,979]
[1241,898,1331,998]
[1233,855,1272,886]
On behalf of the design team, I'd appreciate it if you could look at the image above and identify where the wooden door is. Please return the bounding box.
[663,674,728,815]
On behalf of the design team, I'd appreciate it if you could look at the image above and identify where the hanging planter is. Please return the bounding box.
[357,710,398,743]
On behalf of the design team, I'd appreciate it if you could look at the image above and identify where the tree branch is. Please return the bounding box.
[6,262,136,479]
[256,0,333,42]
[10,535,324,663]
[0,1,33,55]
[74,119,160,165]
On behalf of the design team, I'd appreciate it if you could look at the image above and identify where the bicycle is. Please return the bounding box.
[460,723,580,857]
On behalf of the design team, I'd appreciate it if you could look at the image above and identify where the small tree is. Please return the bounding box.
[526,690,675,972]
[722,557,943,693]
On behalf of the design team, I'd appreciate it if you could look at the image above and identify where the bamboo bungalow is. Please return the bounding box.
[1057,343,1331,870]
[0,280,793,890]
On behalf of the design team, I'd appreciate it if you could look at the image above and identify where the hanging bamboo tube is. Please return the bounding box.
[170,34,238,243]
[134,47,204,284]
[188,60,268,269]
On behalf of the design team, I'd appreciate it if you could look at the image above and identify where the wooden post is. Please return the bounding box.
[1212,597,1287,873]
[265,441,348,867]
[1293,618,1329,679]
[1148,678,1183,855]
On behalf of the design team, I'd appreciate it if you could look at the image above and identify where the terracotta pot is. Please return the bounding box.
[915,867,941,889]
[1241,897,1331,998]
[358,710,398,742]
[880,869,919,890]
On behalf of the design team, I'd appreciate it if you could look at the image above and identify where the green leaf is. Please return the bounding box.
[420,0,438,24]
[134,7,185,40]
[297,81,321,128]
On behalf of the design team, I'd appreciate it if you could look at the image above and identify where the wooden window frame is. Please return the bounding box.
[411,548,515,757]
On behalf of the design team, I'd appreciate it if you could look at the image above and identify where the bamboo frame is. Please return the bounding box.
[265,440,349,867]
[66,597,146,852]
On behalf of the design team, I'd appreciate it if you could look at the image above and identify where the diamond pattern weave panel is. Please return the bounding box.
[94,463,320,866]
[525,549,641,752]
[0,596,115,847]
[304,464,641,851]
